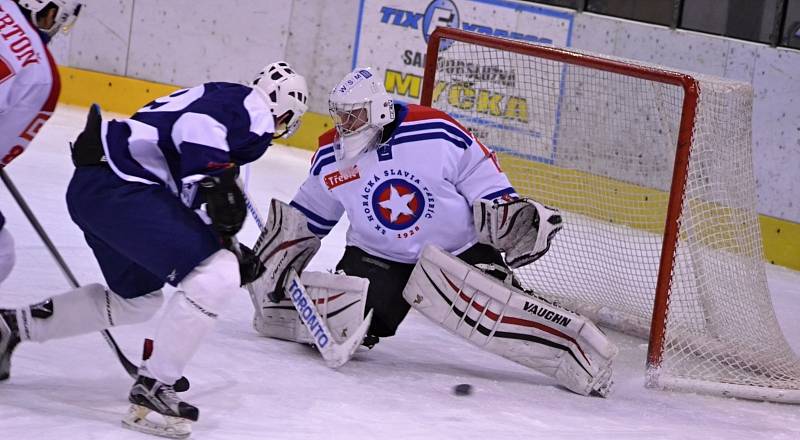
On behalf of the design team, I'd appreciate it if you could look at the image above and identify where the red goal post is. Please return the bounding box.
[420,27,800,403]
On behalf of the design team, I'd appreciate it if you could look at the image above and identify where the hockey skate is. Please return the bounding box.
[0,309,20,381]
[122,374,198,439]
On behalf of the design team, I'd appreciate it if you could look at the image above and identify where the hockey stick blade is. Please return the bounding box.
[285,269,373,368]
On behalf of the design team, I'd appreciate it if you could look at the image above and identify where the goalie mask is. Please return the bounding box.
[252,61,309,139]
[17,0,84,37]
[329,67,395,172]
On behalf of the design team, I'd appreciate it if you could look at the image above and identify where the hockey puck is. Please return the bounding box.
[453,383,473,396]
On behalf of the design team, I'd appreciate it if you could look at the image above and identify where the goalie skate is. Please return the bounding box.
[122,375,198,439]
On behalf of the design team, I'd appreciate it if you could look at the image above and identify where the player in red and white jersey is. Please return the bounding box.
[0,0,82,282]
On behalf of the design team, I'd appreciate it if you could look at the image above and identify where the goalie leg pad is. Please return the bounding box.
[253,271,369,345]
[403,245,618,397]
[247,199,321,312]
[473,198,563,268]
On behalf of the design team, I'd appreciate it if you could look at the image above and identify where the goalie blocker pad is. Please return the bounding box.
[403,245,618,397]
[253,271,369,346]
[247,199,321,312]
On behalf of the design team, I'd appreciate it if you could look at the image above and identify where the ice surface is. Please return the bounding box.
[0,106,798,439]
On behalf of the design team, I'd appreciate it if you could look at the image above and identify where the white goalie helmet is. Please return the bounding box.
[252,61,309,138]
[329,67,395,169]
[17,0,84,37]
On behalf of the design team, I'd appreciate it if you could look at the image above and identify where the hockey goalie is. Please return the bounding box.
[245,67,617,397]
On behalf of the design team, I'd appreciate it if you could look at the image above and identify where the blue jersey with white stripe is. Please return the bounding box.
[101,82,275,207]
[291,102,517,264]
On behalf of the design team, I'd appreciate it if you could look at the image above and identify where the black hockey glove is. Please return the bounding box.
[199,167,246,238]
[70,103,105,167]
[236,243,265,286]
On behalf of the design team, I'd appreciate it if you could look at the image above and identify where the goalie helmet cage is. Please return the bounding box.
[421,27,800,403]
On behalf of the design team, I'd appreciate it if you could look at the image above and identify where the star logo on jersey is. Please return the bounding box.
[372,179,425,230]
[361,170,436,237]
[379,185,416,222]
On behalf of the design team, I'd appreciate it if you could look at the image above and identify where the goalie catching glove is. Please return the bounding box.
[473,198,563,268]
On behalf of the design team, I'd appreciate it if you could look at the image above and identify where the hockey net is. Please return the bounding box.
[420,27,800,403]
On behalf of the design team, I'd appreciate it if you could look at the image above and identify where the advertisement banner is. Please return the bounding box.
[352,0,574,162]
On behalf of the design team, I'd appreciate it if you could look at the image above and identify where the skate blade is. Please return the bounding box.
[121,404,192,439]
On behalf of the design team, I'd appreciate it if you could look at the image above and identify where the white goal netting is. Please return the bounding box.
[423,31,800,403]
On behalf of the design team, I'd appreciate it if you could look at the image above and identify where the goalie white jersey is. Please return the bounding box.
[0,0,60,168]
[291,102,517,264]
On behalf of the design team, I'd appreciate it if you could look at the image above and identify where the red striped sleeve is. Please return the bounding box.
[40,44,60,113]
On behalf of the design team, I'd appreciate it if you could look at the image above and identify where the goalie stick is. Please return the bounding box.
[0,170,191,391]
[284,269,373,368]
[244,192,264,229]
[240,189,372,368]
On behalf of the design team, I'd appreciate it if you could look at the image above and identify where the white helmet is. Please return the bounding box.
[251,61,309,139]
[17,0,84,37]
[328,67,394,169]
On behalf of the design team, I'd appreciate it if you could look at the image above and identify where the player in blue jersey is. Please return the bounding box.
[0,61,309,436]
[248,67,618,398]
